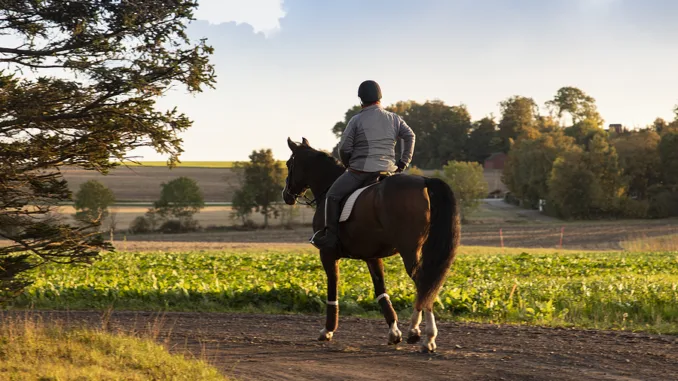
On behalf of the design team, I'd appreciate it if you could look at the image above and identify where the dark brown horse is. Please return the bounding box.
[282,137,460,352]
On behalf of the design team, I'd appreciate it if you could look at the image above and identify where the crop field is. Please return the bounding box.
[16,247,678,334]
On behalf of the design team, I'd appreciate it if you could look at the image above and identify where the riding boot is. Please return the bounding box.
[310,197,341,250]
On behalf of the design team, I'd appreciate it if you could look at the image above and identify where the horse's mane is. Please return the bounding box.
[304,147,345,170]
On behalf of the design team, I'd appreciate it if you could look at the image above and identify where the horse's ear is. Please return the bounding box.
[287,137,298,152]
[301,137,310,147]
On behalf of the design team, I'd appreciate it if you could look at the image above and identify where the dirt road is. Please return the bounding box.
[21,311,678,381]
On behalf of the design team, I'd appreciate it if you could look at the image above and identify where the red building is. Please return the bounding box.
[483,152,507,170]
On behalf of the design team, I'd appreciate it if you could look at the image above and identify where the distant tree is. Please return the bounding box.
[0,1,214,301]
[545,87,603,127]
[612,130,662,199]
[548,135,623,218]
[73,180,116,224]
[498,96,540,151]
[564,118,608,148]
[548,150,600,219]
[467,116,502,163]
[406,166,424,176]
[659,131,678,187]
[439,161,488,221]
[153,177,205,221]
[652,118,669,135]
[233,149,285,228]
[231,187,256,226]
[502,130,578,207]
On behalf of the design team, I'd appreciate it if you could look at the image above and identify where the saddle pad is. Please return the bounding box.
[339,182,378,222]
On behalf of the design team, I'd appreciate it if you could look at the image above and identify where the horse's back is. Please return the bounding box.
[342,174,431,255]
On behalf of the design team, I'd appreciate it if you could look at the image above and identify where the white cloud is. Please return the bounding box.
[193,0,286,37]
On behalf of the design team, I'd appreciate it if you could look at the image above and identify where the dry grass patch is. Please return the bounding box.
[0,315,226,381]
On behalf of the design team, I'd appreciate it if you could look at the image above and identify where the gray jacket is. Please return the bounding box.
[338,104,416,173]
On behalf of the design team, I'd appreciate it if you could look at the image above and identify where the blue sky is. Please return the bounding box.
[41,1,678,160]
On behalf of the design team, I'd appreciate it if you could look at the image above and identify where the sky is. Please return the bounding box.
[10,0,678,161]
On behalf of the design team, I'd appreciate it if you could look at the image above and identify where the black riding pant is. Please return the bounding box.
[326,170,379,203]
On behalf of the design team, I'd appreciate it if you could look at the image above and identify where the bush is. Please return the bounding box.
[439,161,488,220]
[618,197,650,219]
[159,219,200,234]
[649,190,678,218]
[128,216,152,234]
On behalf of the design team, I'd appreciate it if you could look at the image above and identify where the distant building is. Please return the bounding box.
[608,124,623,134]
[483,152,507,171]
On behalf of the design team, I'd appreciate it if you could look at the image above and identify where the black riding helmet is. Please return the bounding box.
[358,80,382,105]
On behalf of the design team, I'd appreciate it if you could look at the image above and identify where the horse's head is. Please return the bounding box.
[282,137,312,205]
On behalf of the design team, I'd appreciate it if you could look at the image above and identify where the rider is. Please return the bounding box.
[310,80,416,250]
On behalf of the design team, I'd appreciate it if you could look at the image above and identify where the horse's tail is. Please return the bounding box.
[415,177,461,310]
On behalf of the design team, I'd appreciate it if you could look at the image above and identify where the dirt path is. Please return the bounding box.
[19,311,678,381]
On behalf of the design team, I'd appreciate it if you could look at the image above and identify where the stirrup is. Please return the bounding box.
[309,229,324,249]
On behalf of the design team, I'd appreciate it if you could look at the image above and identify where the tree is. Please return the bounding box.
[545,87,603,127]
[466,116,502,163]
[548,150,600,219]
[564,118,608,148]
[153,177,205,220]
[498,96,539,151]
[439,161,488,220]
[502,130,578,207]
[73,180,115,224]
[406,166,424,176]
[548,135,623,218]
[659,131,678,187]
[0,1,214,300]
[233,149,285,228]
[612,130,662,199]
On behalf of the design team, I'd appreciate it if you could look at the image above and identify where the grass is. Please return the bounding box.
[11,246,678,334]
[0,314,226,381]
[622,233,678,252]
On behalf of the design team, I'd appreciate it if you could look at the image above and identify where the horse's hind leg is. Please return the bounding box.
[319,251,339,341]
[366,258,402,345]
[398,247,424,344]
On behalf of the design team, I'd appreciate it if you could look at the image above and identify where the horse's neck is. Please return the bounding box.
[308,163,344,201]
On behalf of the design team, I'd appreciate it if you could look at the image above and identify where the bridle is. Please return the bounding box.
[283,155,328,208]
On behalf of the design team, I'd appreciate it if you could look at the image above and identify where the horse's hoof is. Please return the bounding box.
[388,323,403,345]
[407,334,421,344]
[421,341,436,353]
[388,334,402,345]
[318,328,334,341]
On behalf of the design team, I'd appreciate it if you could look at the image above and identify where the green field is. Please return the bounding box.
[14,247,678,334]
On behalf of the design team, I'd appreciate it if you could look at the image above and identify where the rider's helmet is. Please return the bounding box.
[358,80,382,105]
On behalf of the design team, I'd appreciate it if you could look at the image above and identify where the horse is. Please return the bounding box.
[282,137,460,352]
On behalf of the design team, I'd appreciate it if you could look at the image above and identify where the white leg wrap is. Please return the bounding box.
[422,309,438,352]
[326,300,338,306]
[376,293,390,303]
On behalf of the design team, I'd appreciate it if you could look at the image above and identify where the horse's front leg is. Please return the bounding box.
[319,251,339,341]
[366,258,402,345]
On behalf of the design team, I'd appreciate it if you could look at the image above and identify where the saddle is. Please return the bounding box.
[338,171,392,222]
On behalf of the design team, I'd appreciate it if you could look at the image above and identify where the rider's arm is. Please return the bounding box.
[338,117,357,167]
[397,116,415,167]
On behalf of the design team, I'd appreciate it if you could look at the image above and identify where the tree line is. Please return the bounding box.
[331,86,678,219]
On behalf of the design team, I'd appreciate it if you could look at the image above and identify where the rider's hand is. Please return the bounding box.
[395,160,406,173]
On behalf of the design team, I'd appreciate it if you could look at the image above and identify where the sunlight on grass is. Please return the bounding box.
[0,315,226,381]
[622,234,678,252]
